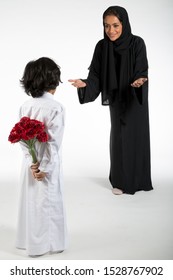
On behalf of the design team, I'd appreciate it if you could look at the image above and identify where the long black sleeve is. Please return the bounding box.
[78,41,103,104]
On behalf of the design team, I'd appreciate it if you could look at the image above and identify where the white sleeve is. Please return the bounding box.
[38,107,65,174]
[18,107,33,166]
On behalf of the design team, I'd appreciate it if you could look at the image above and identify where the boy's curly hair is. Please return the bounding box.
[20,57,62,97]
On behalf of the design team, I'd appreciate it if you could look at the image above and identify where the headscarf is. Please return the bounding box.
[101,6,134,105]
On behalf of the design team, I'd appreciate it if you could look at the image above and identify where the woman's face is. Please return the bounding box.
[104,15,122,41]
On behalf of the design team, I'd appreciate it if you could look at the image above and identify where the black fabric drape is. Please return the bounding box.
[101,6,133,105]
[78,35,148,107]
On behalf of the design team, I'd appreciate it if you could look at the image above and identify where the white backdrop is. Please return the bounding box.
[0,0,173,183]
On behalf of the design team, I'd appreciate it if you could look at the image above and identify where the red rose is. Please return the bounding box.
[37,131,49,142]
[14,123,23,135]
[8,128,21,143]
[19,117,30,128]
[8,116,49,163]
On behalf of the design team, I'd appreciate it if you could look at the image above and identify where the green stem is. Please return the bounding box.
[29,147,37,163]
[21,139,37,163]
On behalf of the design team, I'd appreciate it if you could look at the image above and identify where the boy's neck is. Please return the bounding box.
[48,89,56,95]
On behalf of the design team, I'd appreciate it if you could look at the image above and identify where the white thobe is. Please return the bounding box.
[16,92,68,256]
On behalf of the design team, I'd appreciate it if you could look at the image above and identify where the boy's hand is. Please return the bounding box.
[34,171,46,181]
[30,162,46,181]
[30,162,39,178]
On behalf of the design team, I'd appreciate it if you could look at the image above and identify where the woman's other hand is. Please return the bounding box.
[68,79,86,88]
[131,77,147,88]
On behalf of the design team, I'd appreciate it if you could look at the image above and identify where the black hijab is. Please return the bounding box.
[101,6,134,105]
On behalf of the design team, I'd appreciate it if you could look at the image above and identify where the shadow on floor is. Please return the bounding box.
[88,177,111,190]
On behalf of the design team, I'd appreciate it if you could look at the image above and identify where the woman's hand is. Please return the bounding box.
[68,79,86,88]
[131,78,147,88]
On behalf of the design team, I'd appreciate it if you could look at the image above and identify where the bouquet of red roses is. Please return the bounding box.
[8,116,49,163]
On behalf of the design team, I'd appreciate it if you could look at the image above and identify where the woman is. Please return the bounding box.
[69,6,153,195]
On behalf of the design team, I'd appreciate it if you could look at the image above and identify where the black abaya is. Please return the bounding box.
[109,90,152,194]
[78,35,153,194]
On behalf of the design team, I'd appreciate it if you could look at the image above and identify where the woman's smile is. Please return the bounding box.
[104,15,123,41]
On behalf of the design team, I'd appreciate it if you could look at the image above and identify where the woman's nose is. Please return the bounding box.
[109,26,114,33]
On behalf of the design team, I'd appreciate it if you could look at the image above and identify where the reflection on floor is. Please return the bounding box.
[0,176,173,260]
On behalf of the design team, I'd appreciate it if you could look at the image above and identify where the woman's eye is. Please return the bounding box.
[104,24,119,29]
